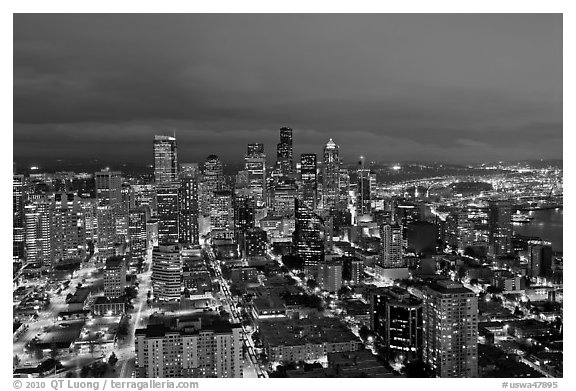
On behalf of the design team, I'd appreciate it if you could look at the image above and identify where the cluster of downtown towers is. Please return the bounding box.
[13,127,484,377]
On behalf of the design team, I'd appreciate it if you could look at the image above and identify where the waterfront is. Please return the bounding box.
[514,208,563,252]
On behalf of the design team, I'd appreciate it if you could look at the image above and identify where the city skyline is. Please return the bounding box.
[14,14,561,165]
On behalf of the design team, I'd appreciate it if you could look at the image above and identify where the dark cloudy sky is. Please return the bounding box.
[13,14,562,165]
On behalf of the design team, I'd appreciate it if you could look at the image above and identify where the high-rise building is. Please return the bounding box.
[157,183,180,244]
[244,227,267,257]
[300,153,318,210]
[357,166,375,215]
[95,169,122,208]
[201,155,224,215]
[51,193,87,264]
[179,174,199,245]
[527,240,553,278]
[338,168,350,209]
[322,139,340,209]
[24,197,52,265]
[210,190,234,240]
[154,135,178,184]
[179,163,200,178]
[129,207,148,259]
[422,280,478,378]
[96,206,117,260]
[135,315,243,378]
[370,286,423,361]
[233,194,255,242]
[270,178,297,217]
[276,127,294,176]
[131,185,157,216]
[318,260,343,293]
[13,174,25,262]
[488,200,512,256]
[342,257,363,285]
[294,198,325,271]
[244,143,267,207]
[152,244,182,301]
[104,256,126,299]
[379,224,404,268]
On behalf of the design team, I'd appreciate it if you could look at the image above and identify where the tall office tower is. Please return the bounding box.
[178,174,200,245]
[318,260,343,293]
[294,198,325,271]
[210,190,234,240]
[51,193,87,264]
[201,155,224,215]
[95,169,122,207]
[379,224,404,268]
[270,178,297,217]
[131,184,157,216]
[244,227,267,257]
[300,153,318,210]
[244,143,267,207]
[276,127,294,176]
[80,198,99,243]
[152,244,182,301]
[422,280,478,378]
[342,257,363,285]
[13,174,25,262]
[135,315,243,378]
[322,139,340,209]
[527,240,553,278]
[338,167,350,208]
[357,167,376,215]
[129,207,148,259]
[154,135,178,184]
[370,286,423,361]
[96,206,117,260]
[156,183,180,244]
[179,163,200,178]
[488,200,512,256]
[104,256,126,299]
[24,197,52,265]
[233,194,256,241]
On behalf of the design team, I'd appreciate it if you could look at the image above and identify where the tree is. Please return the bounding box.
[404,361,435,378]
[359,325,370,341]
[282,255,304,270]
[108,352,118,367]
[13,354,21,368]
[80,365,91,378]
[306,279,318,290]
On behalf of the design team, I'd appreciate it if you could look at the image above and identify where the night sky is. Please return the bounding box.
[13,14,562,166]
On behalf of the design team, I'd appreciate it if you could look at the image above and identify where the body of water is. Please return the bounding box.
[513,208,563,252]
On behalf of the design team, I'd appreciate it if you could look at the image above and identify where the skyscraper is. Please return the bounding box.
[357,167,375,215]
[322,139,340,209]
[488,200,512,256]
[152,244,182,301]
[156,183,180,244]
[244,143,267,207]
[370,286,423,361]
[13,174,25,262]
[294,198,325,272]
[422,280,478,378]
[51,193,87,264]
[179,173,200,245]
[379,224,404,268]
[135,315,243,378]
[201,155,224,215]
[24,197,52,265]
[210,190,234,240]
[153,135,178,184]
[104,256,126,299]
[527,240,553,278]
[300,153,318,210]
[276,127,294,176]
[129,207,148,259]
[95,169,122,207]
